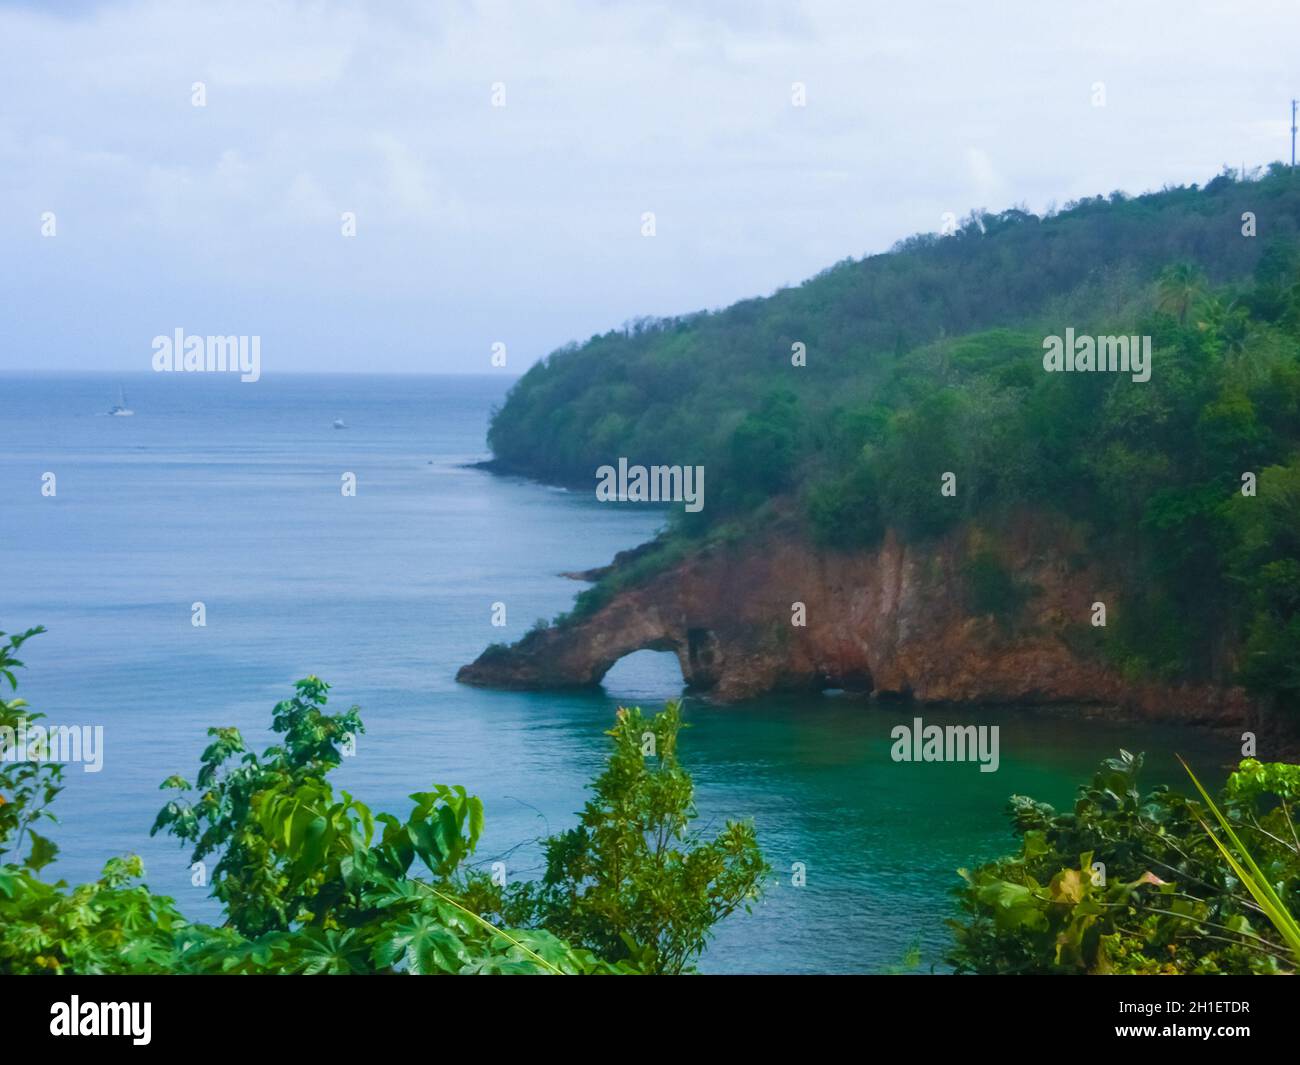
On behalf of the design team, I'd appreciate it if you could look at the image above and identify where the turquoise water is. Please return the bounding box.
[0,372,1225,973]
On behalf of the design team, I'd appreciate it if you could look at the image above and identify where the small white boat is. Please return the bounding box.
[333,418,348,429]
[108,384,134,416]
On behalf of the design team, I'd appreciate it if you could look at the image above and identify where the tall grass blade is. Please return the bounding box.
[1179,756,1300,961]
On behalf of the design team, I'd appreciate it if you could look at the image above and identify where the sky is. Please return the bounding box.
[2,0,1298,375]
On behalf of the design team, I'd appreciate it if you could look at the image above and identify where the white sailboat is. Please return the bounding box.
[333,418,348,429]
[108,383,134,416]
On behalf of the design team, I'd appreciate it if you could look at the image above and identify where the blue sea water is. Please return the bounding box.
[0,371,1224,973]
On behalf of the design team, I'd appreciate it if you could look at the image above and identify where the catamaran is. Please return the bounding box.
[107,384,134,416]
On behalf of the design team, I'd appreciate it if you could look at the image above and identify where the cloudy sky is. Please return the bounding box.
[2,0,1297,374]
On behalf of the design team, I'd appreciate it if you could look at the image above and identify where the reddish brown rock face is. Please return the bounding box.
[457,516,1260,730]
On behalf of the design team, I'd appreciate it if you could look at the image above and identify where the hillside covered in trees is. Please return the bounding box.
[483,166,1300,712]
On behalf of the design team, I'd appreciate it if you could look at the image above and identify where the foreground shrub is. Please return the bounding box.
[948,750,1300,974]
[466,701,769,974]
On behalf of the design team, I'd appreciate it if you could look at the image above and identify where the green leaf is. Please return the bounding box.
[24,831,58,872]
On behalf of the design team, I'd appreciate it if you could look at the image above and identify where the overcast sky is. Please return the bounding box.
[2,0,1297,374]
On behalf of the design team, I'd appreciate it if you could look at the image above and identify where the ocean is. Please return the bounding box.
[0,371,1223,973]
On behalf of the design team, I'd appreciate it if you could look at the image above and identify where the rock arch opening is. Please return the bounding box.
[599,648,686,703]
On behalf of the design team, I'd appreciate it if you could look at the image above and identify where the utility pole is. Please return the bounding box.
[1293,98,1297,167]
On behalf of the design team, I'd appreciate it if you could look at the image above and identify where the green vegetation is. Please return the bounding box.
[948,751,1300,974]
[463,702,769,974]
[489,167,1300,709]
[490,166,1300,489]
[1181,757,1300,962]
[0,628,764,974]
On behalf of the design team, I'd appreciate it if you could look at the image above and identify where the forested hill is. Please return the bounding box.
[489,165,1300,487]
[482,164,1300,708]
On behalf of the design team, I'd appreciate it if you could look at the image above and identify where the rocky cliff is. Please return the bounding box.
[457,514,1260,728]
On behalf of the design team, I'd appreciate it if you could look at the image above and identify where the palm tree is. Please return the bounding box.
[1156,262,1206,326]
[1196,295,1250,357]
